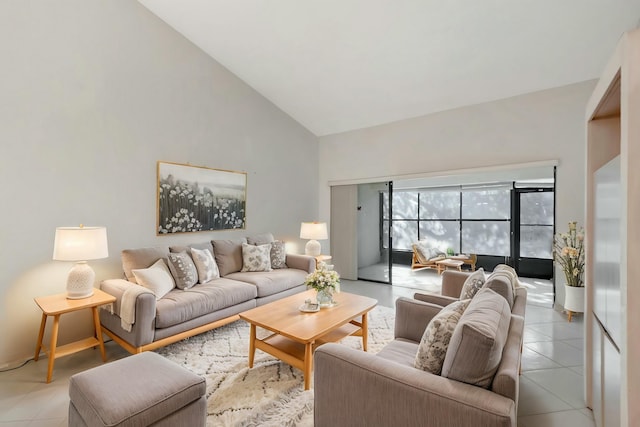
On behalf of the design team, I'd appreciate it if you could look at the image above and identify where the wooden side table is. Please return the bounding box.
[315,255,332,269]
[33,288,116,383]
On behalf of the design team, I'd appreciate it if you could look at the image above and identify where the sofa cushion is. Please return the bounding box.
[414,299,470,374]
[459,268,485,300]
[169,241,215,257]
[155,278,257,328]
[240,243,272,272]
[376,338,420,368]
[225,269,307,297]
[122,246,170,284]
[166,252,198,290]
[441,288,511,388]
[132,259,175,300]
[246,233,275,245]
[212,239,247,276]
[270,240,288,269]
[482,273,515,309]
[191,247,221,283]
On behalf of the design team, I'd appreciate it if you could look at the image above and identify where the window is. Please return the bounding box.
[519,191,554,258]
[461,187,511,256]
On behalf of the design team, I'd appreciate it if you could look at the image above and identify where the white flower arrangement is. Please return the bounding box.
[553,221,585,287]
[304,263,340,293]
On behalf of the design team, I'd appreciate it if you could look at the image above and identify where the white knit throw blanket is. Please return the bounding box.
[120,285,154,332]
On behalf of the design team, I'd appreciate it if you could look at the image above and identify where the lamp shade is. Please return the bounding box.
[300,222,328,240]
[53,226,109,261]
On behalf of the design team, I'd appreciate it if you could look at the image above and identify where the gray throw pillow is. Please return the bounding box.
[270,240,287,269]
[241,243,272,272]
[191,247,220,283]
[212,239,247,276]
[459,268,486,300]
[414,299,470,374]
[246,233,275,246]
[166,252,198,290]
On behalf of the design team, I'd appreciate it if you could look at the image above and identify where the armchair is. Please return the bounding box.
[314,295,524,427]
[415,270,527,317]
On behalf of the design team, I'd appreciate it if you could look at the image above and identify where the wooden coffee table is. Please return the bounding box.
[435,258,464,275]
[239,289,377,390]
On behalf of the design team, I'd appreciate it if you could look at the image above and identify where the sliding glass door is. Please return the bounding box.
[513,187,554,279]
[357,181,392,284]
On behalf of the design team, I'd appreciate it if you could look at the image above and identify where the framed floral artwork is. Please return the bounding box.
[157,161,247,234]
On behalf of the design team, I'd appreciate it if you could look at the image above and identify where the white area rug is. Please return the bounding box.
[155,305,395,427]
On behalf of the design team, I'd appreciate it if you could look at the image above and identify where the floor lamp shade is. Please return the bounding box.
[53,226,108,299]
[300,222,328,256]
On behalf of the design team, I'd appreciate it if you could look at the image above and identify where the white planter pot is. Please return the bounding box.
[564,285,585,313]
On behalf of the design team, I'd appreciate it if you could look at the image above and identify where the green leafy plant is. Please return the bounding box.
[553,221,585,287]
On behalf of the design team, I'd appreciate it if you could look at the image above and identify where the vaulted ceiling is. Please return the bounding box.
[138,0,640,136]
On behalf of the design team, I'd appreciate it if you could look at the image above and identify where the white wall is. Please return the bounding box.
[319,81,596,308]
[0,0,318,366]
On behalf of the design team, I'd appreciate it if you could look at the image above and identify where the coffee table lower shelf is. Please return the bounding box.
[253,321,362,389]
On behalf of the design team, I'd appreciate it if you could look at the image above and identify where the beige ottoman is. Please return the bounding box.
[69,352,206,427]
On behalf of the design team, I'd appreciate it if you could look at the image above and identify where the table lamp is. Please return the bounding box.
[300,222,328,256]
[53,225,108,299]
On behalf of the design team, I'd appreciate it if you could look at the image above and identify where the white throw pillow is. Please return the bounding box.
[241,243,272,272]
[191,247,221,283]
[132,259,175,300]
[414,299,470,374]
[459,268,486,300]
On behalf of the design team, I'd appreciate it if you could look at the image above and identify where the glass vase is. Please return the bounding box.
[316,288,334,307]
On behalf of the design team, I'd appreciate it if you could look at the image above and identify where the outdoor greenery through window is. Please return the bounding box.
[382,184,553,259]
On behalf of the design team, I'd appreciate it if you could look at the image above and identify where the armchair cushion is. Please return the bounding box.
[412,241,444,264]
[442,288,511,388]
[482,273,515,309]
[460,268,486,299]
[415,299,470,374]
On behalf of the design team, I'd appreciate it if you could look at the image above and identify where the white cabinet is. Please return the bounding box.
[585,28,640,427]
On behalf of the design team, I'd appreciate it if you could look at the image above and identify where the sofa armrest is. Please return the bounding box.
[285,254,315,273]
[512,287,527,317]
[394,297,443,342]
[441,270,470,297]
[99,279,157,348]
[314,344,516,427]
[414,292,459,307]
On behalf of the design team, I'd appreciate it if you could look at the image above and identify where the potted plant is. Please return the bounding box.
[304,262,340,307]
[553,221,585,321]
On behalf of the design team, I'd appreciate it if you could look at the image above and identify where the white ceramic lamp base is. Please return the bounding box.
[66,261,96,299]
[305,239,321,256]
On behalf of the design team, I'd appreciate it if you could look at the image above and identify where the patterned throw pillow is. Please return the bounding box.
[270,240,287,269]
[414,299,471,374]
[459,268,486,300]
[166,252,198,290]
[191,247,220,283]
[241,243,272,272]
[131,259,175,300]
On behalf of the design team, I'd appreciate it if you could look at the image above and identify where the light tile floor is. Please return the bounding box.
[0,266,594,426]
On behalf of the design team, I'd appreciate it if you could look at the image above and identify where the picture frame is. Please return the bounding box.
[157,161,247,234]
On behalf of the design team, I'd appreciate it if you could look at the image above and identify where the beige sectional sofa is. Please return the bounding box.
[314,270,527,427]
[99,237,315,354]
